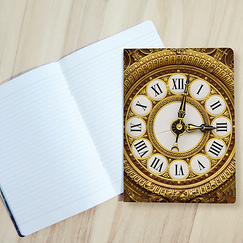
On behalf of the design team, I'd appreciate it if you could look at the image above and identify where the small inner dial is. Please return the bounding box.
[154,101,204,152]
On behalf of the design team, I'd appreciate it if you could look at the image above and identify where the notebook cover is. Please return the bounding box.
[123,48,235,203]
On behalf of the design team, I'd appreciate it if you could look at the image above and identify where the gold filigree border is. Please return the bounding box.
[124,158,235,201]
[124,49,234,95]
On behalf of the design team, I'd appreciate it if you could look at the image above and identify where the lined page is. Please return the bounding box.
[0,63,114,236]
[58,21,164,193]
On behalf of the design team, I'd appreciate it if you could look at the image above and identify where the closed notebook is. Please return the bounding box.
[123,48,235,203]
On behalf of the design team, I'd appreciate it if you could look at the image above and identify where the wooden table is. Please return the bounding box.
[0,1,243,242]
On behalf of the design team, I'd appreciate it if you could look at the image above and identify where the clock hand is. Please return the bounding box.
[178,74,190,118]
[186,123,216,133]
[170,119,186,152]
[171,133,180,152]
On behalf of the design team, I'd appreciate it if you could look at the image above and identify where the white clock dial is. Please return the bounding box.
[154,102,203,152]
[132,139,152,159]
[190,79,210,99]
[147,154,167,174]
[126,117,146,137]
[169,160,189,180]
[168,74,187,94]
[206,95,225,115]
[147,80,167,99]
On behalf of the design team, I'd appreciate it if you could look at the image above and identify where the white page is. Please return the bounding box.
[0,63,114,236]
[0,21,164,236]
[58,21,164,194]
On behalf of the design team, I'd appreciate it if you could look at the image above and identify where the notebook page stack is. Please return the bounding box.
[0,21,164,236]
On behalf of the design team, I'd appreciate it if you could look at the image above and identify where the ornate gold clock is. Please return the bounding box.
[123,48,235,203]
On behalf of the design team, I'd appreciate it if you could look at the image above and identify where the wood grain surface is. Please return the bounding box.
[0,0,243,242]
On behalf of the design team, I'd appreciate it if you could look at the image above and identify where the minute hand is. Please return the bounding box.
[178,74,190,118]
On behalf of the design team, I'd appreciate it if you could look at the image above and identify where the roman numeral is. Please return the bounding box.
[150,157,164,172]
[196,84,204,95]
[135,101,147,111]
[172,78,185,90]
[130,123,142,132]
[208,141,223,157]
[197,160,205,171]
[210,100,222,110]
[216,122,227,132]
[175,164,184,176]
[150,83,163,97]
[134,140,149,158]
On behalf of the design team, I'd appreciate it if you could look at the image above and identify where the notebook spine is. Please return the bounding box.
[0,187,24,237]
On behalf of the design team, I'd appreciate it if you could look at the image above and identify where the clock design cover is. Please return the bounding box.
[123,48,235,203]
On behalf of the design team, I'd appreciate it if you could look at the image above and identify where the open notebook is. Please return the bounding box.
[0,21,164,236]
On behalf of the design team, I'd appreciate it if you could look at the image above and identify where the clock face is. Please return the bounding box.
[124,48,235,203]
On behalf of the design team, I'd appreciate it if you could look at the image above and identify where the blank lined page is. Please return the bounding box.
[58,21,164,193]
[0,63,113,236]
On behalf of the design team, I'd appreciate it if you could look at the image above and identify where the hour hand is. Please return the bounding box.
[178,74,190,118]
[186,123,216,133]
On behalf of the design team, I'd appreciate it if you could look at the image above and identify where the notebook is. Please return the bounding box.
[0,21,164,236]
[123,48,235,203]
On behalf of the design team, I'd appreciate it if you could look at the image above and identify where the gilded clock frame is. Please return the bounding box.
[124,49,235,203]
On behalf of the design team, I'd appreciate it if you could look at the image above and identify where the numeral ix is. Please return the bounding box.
[130,123,142,132]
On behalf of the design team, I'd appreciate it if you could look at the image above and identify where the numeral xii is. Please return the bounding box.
[172,78,185,89]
